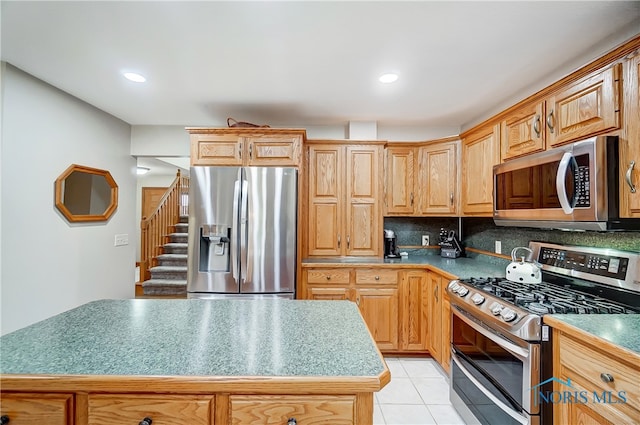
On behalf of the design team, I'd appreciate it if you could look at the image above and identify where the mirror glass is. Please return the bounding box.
[55,164,118,222]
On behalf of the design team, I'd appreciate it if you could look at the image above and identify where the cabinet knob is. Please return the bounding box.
[0,415,10,424]
[375,276,380,281]
[326,275,331,280]
[288,418,298,425]
[139,417,153,425]
[600,373,614,383]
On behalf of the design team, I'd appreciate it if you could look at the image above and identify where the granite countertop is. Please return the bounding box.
[302,254,509,280]
[545,314,640,355]
[0,299,386,378]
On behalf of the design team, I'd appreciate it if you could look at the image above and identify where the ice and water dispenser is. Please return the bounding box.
[199,224,231,272]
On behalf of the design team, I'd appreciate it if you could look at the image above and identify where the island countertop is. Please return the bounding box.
[1,299,389,393]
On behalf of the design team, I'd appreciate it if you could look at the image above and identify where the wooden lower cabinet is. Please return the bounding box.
[399,270,428,351]
[0,393,73,425]
[552,328,640,425]
[427,272,443,364]
[87,394,213,425]
[229,395,356,424]
[356,287,399,351]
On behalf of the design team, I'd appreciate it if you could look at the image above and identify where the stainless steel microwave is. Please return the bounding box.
[493,135,640,231]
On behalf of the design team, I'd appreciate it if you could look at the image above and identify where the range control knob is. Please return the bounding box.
[448,281,460,292]
[471,293,485,305]
[456,286,469,297]
[500,308,518,322]
[490,302,503,316]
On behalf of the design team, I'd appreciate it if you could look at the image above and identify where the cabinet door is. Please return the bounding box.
[461,124,500,215]
[400,270,428,351]
[243,135,302,167]
[385,147,415,215]
[355,287,399,351]
[419,142,458,215]
[307,145,344,256]
[427,272,442,363]
[501,101,545,160]
[345,145,382,256]
[190,134,242,166]
[547,65,620,147]
[623,53,640,217]
[87,394,212,425]
[0,393,73,425]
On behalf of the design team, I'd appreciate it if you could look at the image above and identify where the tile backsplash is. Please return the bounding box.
[384,217,640,255]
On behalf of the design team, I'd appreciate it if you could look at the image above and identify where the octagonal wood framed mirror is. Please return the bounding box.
[55,164,118,222]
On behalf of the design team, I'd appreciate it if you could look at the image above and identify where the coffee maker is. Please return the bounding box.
[384,229,400,258]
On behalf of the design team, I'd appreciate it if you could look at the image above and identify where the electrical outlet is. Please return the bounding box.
[495,240,502,254]
[422,235,430,246]
[114,234,129,246]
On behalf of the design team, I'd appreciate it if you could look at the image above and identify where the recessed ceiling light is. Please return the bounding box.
[379,73,399,83]
[123,72,146,83]
[136,167,150,175]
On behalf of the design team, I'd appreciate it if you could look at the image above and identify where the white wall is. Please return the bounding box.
[1,64,136,335]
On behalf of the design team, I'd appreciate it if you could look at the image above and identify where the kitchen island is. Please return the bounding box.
[0,299,389,424]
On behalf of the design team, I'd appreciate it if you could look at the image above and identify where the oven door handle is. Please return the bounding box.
[451,352,529,425]
[452,305,530,362]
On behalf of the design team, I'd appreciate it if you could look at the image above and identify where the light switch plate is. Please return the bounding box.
[422,235,430,246]
[114,234,129,246]
[495,240,502,254]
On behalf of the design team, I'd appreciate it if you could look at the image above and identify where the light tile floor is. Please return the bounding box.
[374,357,467,425]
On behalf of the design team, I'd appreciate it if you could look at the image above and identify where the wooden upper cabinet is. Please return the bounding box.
[188,128,305,167]
[306,142,383,257]
[461,124,500,215]
[307,144,343,256]
[546,64,621,147]
[345,145,382,256]
[385,147,415,215]
[501,101,545,160]
[622,51,640,217]
[418,142,458,215]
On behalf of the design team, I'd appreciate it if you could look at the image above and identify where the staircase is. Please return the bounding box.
[142,215,189,295]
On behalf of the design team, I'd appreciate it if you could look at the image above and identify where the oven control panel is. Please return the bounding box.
[538,247,628,280]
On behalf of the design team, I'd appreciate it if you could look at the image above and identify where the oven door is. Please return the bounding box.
[450,305,540,425]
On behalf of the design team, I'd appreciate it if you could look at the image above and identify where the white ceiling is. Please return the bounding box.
[2,1,640,132]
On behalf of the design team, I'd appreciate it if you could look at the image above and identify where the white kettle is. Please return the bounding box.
[506,247,542,284]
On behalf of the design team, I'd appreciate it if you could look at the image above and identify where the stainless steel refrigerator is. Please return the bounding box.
[187,166,297,299]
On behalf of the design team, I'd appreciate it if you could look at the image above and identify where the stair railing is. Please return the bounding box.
[140,169,190,281]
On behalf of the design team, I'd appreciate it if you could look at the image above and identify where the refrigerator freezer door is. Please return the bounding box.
[241,167,297,294]
[187,166,241,294]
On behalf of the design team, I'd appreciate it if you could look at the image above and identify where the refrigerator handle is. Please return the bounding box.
[240,178,249,284]
[231,179,241,282]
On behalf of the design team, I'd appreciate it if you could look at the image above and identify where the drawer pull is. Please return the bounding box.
[600,373,615,383]
[0,415,10,424]
[139,417,153,425]
[626,161,636,193]
[326,275,331,280]
[288,418,297,425]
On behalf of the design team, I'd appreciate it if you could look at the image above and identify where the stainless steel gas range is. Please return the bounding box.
[447,241,640,425]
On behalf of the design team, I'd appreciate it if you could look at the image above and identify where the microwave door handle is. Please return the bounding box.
[556,152,576,215]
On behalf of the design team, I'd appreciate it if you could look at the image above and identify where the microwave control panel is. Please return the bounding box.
[574,164,591,207]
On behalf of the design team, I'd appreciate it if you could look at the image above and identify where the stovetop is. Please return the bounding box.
[447,242,640,342]
[458,277,640,315]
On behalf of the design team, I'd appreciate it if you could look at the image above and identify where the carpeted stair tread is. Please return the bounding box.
[143,279,187,286]
[157,254,188,259]
[150,265,187,272]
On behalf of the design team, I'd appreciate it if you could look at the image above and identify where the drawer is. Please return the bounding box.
[306,269,351,284]
[355,269,398,285]
[0,393,73,425]
[229,395,355,424]
[557,332,640,424]
[87,394,212,425]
